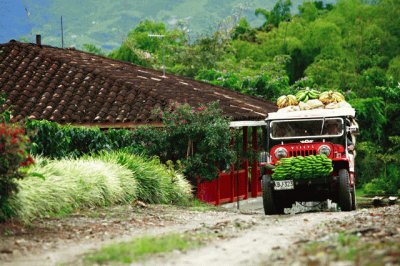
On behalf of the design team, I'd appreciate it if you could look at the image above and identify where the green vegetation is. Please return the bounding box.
[1,153,192,222]
[27,102,234,184]
[94,152,192,205]
[158,102,234,182]
[4,157,137,222]
[85,233,204,264]
[305,232,400,264]
[306,232,360,261]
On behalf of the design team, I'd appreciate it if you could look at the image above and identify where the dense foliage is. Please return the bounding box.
[26,120,162,158]
[26,102,233,183]
[103,0,400,195]
[158,102,235,182]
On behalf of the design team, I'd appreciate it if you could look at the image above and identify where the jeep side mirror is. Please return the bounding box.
[347,126,359,135]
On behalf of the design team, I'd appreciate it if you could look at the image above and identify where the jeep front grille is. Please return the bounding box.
[289,149,317,157]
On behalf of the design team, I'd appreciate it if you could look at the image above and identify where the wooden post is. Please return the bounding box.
[229,130,235,203]
[251,127,259,197]
[242,127,249,199]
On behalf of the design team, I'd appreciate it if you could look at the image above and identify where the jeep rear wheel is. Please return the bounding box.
[351,187,357,210]
[338,169,352,211]
[262,175,284,215]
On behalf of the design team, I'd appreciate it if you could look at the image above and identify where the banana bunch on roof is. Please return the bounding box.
[276,88,347,110]
[296,87,320,103]
[276,94,298,109]
[319,90,345,104]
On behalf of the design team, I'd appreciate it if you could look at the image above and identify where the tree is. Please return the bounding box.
[82,44,105,56]
[256,0,292,30]
[109,20,187,70]
[159,102,235,183]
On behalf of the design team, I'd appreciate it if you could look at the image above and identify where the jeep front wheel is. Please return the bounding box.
[262,175,284,215]
[338,169,352,211]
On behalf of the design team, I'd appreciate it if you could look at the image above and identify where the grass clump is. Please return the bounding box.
[304,231,400,265]
[1,152,192,222]
[85,233,203,264]
[0,152,192,222]
[95,151,192,205]
[5,157,137,222]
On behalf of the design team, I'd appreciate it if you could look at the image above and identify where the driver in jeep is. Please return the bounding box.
[325,121,355,152]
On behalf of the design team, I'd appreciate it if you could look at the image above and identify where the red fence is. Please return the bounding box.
[196,126,264,205]
[197,170,248,205]
[197,167,262,205]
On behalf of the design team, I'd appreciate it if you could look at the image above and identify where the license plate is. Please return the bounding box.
[274,180,294,190]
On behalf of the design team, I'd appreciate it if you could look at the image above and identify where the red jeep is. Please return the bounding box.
[261,108,359,214]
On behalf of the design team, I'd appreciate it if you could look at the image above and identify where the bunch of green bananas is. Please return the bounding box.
[295,87,320,103]
[319,90,345,104]
[272,155,333,180]
[276,94,298,108]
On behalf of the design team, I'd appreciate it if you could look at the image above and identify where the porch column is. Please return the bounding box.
[251,126,259,197]
[242,126,249,199]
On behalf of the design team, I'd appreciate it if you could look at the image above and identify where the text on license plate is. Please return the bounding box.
[274,180,294,190]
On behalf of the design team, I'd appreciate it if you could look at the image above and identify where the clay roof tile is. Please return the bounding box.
[0,40,276,127]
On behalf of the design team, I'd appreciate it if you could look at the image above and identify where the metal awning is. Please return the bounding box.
[229,120,267,128]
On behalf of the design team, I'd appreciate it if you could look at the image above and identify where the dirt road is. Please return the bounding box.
[1,199,397,266]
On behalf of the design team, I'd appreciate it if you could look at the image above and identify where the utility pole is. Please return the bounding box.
[61,16,64,48]
[148,34,165,77]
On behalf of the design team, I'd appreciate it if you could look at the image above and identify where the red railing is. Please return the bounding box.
[197,169,248,205]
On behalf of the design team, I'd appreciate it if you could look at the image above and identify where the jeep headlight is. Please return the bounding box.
[318,145,331,156]
[274,148,288,159]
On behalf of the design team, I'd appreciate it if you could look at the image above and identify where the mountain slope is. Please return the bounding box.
[5,0,309,50]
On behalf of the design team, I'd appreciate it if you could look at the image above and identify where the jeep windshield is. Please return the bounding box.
[270,118,343,140]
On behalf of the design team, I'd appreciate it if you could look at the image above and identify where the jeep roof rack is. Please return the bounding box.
[266,108,356,121]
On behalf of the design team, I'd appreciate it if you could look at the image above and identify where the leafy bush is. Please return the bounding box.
[159,102,235,182]
[359,137,400,196]
[26,120,165,159]
[95,151,192,204]
[26,120,111,158]
[0,123,33,220]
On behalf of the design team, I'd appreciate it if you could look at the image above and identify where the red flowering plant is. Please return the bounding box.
[156,101,235,183]
[0,96,34,215]
[0,123,34,204]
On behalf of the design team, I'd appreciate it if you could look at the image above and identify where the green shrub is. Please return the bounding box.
[4,157,137,222]
[26,120,72,158]
[26,120,164,159]
[26,120,115,158]
[159,102,235,182]
[363,163,400,196]
[358,136,400,196]
[95,151,192,204]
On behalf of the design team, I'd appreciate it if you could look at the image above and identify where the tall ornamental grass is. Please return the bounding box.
[95,152,192,205]
[2,152,192,222]
[6,157,137,222]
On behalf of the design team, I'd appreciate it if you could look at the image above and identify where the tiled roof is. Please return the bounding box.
[0,40,277,127]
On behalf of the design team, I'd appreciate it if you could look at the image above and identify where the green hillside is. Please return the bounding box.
[23,0,307,50]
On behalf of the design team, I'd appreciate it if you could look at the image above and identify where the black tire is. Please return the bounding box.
[351,187,357,210]
[262,175,284,215]
[338,169,352,211]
